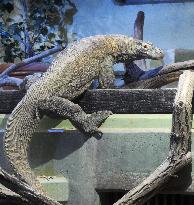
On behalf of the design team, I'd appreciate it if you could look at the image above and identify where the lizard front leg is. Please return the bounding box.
[38,97,112,137]
[20,73,43,90]
[99,56,115,88]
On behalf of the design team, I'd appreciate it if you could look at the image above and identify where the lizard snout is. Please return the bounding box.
[152,48,165,60]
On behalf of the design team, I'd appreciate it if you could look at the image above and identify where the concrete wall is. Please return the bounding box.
[0,114,193,205]
[69,1,194,51]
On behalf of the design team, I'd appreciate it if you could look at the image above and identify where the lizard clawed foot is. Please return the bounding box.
[83,110,112,139]
[84,128,103,140]
[89,110,113,127]
[93,130,103,140]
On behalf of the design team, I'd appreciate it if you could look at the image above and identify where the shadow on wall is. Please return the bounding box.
[29,131,88,169]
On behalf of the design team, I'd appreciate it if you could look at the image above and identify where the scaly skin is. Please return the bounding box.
[3,35,164,198]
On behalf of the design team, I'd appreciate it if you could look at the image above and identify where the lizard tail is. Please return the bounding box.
[3,98,45,195]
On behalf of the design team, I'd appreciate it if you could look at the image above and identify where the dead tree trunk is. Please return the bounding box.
[124,11,146,84]
[133,11,146,70]
[115,70,194,205]
[0,167,61,205]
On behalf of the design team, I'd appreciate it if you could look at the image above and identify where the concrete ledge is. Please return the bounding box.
[38,176,68,202]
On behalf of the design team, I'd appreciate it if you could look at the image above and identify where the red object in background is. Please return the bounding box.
[0,62,49,78]
[0,62,49,90]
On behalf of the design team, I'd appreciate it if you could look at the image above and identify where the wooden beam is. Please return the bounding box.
[0,90,25,113]
[0,89,180,114]
[78,89,176,114]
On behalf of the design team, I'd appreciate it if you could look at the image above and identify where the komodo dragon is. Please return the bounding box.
[3,34,164,197]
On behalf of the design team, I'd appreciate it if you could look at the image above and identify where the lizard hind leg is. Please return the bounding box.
[38,97,112,138]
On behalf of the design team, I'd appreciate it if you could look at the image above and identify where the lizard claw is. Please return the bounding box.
[89,110,113,128]
[93,129,103,140]
[83,128,103,140]
[83,110,112,139]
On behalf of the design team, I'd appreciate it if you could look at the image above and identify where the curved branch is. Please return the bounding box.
[0,167,61,205]
[0,187,28,205]
[115,70,194,205]
[0,45,64,80]
[124,71,182,89]
[114,153,191,205]
[159,60,194,75]
[124,59,194,89]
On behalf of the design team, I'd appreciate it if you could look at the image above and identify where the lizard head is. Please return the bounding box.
[134,40,164,60]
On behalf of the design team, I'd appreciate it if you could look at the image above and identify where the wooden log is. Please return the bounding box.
[159,60,194,75]
[0,187,28,205]
[124,59,194,89]
[0,63,48,78]
[124,71,181,89]
[0,89,178,114]
[0,167,61,205]
[0,90,25,113]
[0,63,48,90]
[78,89,176,114]
[114,70,194,205]
[0,77,23,88]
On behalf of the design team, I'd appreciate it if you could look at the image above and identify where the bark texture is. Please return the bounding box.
[114,70,194,205]
[0,167,61,205]
[124,59,194,89]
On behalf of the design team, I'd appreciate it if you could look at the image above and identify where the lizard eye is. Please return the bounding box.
[144,44,148,49]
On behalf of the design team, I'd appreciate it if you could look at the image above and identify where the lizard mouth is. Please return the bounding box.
[151,49,165,60]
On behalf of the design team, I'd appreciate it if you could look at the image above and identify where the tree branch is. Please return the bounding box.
[133,11,146,70]
[133,11,144,40]
[124,59,194,89]
[115,70,194,205]
[0,167,61,205]
[124,70,181,89]
[0,45,64,87]
[159,60,194,75]
[0,186,28,205]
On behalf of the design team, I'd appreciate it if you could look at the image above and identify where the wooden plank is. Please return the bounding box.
[78,89,177,114]
[0,90,25,114]
[0,89,178,114]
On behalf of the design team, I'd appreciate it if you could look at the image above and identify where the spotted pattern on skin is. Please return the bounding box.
[3,34,164,197]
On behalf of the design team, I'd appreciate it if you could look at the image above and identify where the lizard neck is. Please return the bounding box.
[105,35,139,63]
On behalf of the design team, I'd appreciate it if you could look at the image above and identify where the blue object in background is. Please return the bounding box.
[0,28,9,38]
[139,66,163,80]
